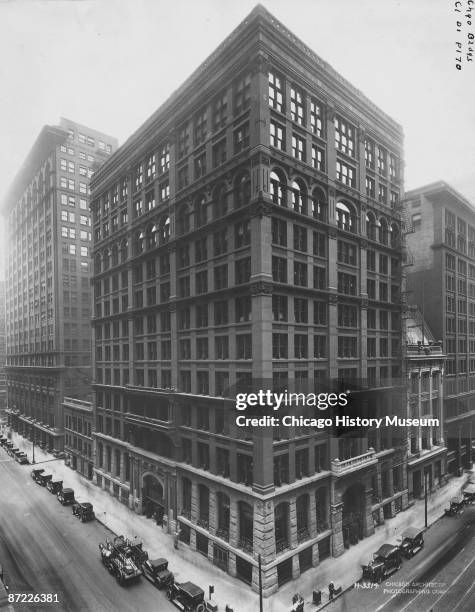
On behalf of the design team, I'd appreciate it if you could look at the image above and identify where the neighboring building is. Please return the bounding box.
[63,396,94,479]
[2,118,118,451]
[405,181,475,475]
[0,280,6,425]
[90,6,406,594]
[405,306,447,500]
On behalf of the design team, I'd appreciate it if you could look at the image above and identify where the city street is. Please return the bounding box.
[328,505,475,612]
[0,448,175,612]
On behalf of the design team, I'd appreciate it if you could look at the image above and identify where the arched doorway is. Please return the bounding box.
[142,473,165,523]
[342,482,365,548]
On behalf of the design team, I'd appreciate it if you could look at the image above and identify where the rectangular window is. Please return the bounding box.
[270,121,285,150]
[272,256,287,283]
[290,86,305,124]
[194,108,207,145]
[314,301,327,325]
[214,264,228,290]
[313,266,326,289]
[311,145,325,171]
[212,92,227,131]
[310,99,325,137]
[269,71,284,112]
[212,139,227,167]
[272,218,287,246]
[337,240,357,265]
[293,225,307,252]
[272,333,288,359]
[338,336,357,358]
[235,258,251,284]
[272,295,287,321]
[234,122,250,153]
[334,116,355,156]
[234,73,251,114]
[294,262,307,287]
[336,160,356,187]
[314,335,326,358]
[338,272,357,295]
[292,134,305,161]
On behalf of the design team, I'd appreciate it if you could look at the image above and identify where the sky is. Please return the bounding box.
[1,0,474,266]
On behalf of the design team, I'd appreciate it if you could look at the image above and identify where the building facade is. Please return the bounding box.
[90,6,407,594]
[2,118,117,451]
[0,280,6,425]
[63,396,94,479]
[405,182,475,476]
[405,307,447,500]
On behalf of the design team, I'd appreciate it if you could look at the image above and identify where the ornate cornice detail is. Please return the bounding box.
[250,281,273,296]
[251,200,273,218]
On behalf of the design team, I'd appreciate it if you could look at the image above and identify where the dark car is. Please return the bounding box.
[143,558,174,589]
[31,468,45,482]
[37,472,53,486]
[445,496,465,516]
[57,488,75,505]
[463,483,475,504]
[166,581,205,612]
[15,452,29,465]
[72,502,95,522]
[9,447,20,457]
[362,544,402,583]
[399,527,424,558]
[0,436,8,446]
[46,479,63,494]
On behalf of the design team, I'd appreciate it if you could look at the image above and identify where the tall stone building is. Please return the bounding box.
[0,280,6,424]
[2,118,117,451]
[90,6,407,594]
[405,181,475,475]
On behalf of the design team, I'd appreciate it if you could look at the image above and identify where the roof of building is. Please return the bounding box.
[405,181,475,214]
[405,306,435,345]
[91,4,403,191]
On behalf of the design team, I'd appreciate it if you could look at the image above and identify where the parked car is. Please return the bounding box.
[361,544,402,583]
[399,527,424,558]
[445,496,465,516]
[462,483,475,504]
[36,472,53,486]
[9,447,20,457]
[15,452,29,465]
[31,468,45,482]
[142,558,174,589]
[57,488,75,505]
[0,436,8,446]
[166,581,205,612]
[72,502,95,522]
[46,479,63,494]
[52,450,66,459]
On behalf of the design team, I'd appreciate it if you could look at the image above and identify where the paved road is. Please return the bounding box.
[0,449,175,612]
[328,505,475,612]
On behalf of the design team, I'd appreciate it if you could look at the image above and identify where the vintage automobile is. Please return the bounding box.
[142,558,174,589]
[445,496,465,516]
[0,436,8,446]
[166,581,205,612]
[31,468,45,482]
[57,488,75,505]
[46,479,63,494]
[399,527,424,558]
[99,539,142,586]
[15,452,29,465]
[52,450,66,459]
[36,472,53,486]
[9,447,20,457]
[462,483,475,504]
[72,502,95,522]
[361,544,402,583]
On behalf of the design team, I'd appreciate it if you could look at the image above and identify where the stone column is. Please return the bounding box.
[253,500,276,563]
[292,554,300,580]
[229,498,239,547]
[331,502,344,557]
[289,497,298,549]
[209,490,217,536]
[191,482,199,522]
[309,492,317,538]
[363,489,375,537]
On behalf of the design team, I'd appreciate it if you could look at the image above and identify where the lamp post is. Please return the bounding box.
[424,470,428,528]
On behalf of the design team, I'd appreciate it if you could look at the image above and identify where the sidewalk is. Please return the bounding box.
[273,470,471,612]
[8,431,472,612]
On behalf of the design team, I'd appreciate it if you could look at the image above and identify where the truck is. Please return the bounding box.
[98,538,142,586]
[361,543,401,583]
[111,535,148,567]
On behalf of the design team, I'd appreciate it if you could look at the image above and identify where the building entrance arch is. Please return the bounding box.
[142,473,165,522]
[342,481,365,548]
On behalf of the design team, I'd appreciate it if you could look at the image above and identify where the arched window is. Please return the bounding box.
[212,184,227,219]
[238,501,253,552]
[159,215,170,243]
[270,170,286,206]
[94,254,102,274]
[366,212,377,241]
[235,173,251,209]
[311,187,327,221]
[315,487,328,532]
[379,217,388,245]
[291,179,307,215]
[120,239,128,263]
[275,502,290,552]
[336,201,356,233]
[198,484,209,527]
[147,224,157,250]
[111,244,119,266]
[390,223,399,248]
[176,205,190,235]
[103,248,110,270]
[195,195,207,227]
[133,230,144,255]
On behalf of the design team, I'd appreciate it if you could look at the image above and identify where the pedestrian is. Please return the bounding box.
[174,528,181,549]
[328,582,335,601]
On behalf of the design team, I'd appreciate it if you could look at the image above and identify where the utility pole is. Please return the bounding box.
[32,436,35,464]
[258,554,263,612]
